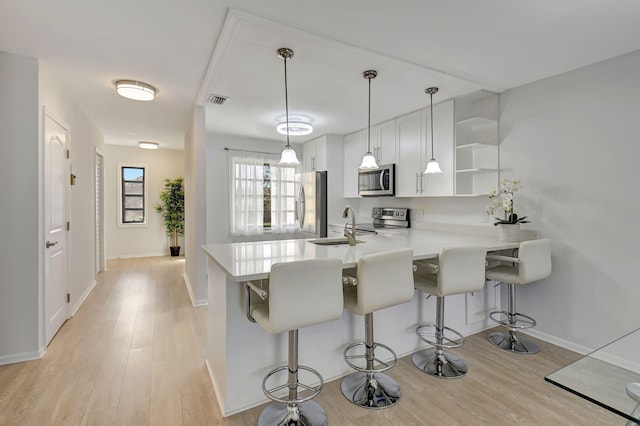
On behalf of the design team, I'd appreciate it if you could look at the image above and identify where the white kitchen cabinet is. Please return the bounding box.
[396,110,423,196]
[423,99,454,196]
[343,130,365,197]
[370,120,397,165]
[396,100,454,197]
[302,135,327,171]
[454,91,500,196]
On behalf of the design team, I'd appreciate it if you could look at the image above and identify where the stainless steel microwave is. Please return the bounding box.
[358,164,395,196]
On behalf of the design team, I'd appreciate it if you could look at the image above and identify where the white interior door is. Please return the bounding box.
[44,109,70,345]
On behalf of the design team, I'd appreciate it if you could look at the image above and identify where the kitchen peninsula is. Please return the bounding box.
[202,228,522,416]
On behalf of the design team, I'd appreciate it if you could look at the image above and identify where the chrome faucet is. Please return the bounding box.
[342,205,357,246]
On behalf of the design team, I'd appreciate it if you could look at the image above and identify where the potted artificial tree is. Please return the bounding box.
[156,177,185,256]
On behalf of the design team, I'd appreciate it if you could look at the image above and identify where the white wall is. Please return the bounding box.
[0,52,104,364]
[103,144,184,259]
[0,52,40,362]
[184,106,207,306]
[498,49,640,350]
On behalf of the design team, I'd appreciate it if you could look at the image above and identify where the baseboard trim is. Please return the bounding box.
[106,252,167,260]
[0,346,46,366]
[183,272,207,307]
[519,328,593,355]
[71,279,97,316]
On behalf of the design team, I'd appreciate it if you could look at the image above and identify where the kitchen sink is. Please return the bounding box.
[307,238,364,246]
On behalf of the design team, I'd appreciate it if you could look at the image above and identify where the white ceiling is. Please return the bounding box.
[1,0,640,150]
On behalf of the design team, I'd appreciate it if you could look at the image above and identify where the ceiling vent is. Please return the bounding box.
[207,94,229,105]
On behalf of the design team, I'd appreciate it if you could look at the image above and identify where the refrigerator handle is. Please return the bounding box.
[298,185,306,227]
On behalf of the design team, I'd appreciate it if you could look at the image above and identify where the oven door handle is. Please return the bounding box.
[380,169,387,190]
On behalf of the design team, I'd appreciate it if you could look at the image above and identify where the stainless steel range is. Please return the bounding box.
[355,207,410,234]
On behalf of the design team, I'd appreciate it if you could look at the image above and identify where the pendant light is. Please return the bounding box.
[424,87,443,174]
[359,70,379,170]
[277,48,300,165]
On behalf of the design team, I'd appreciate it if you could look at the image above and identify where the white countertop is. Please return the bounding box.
[202,228,520,282]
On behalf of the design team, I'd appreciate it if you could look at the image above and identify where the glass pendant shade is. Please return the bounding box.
[279,147,300,165]
[425,158,442,174]
[359,151,378,170]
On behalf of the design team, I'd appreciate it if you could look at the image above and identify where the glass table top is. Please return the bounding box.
[545,328,640,424]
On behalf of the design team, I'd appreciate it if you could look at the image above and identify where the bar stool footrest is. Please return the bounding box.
[262,365,324,405]
[343,341,397,374]
[489,310,537,330]
[416,323,464,349]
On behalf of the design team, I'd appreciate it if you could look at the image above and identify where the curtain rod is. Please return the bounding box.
[224,147,282,156]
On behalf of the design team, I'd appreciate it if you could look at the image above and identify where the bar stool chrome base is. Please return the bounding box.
[340,371,401,409]
[412,348,468,378]
[258,400,327,426]
[487,331,540,354]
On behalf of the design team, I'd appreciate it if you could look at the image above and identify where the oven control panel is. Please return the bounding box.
[371,208,410,228]
[372,207,409,221]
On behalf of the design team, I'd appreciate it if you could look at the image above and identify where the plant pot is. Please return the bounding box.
[499,224,521,242]
[170,246,181,257]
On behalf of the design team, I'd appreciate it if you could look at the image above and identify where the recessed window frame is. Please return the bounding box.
[118,163,148,227]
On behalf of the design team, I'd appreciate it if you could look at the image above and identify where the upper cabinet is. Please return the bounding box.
[302,135,327,171]
[370,120,397,166]
[396,110,423,197]
[395,100,455,197]
[341,91,499,199]
[454,91,500,196]
[423,99,454,197]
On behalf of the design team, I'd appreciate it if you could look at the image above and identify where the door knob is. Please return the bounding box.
[46,241,58,248]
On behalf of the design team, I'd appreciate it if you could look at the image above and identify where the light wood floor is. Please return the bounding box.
[0,256,620,425]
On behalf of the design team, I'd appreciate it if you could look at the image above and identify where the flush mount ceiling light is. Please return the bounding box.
[277,48,300,166]
[359,70,379,170]
[115,80,156,101]
[138,141,159,150]
[424,87,443,174]
[276,121,313,136]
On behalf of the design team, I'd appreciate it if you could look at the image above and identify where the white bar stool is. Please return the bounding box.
[340,248,415,409]
[412,246,487,378]
[486,238,552,354]
[247,258,344,426]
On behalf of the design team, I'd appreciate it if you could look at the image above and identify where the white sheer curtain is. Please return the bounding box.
[270,163,298,235]
[228,150,299,237]
[229,152,265,237]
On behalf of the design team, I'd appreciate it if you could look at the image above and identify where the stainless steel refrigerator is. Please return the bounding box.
[295,171,327,238]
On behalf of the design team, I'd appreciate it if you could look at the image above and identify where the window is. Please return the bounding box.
[120,165,146,225]
[229,152,297,236]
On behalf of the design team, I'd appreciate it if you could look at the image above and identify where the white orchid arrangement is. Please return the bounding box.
[486,179,531,226]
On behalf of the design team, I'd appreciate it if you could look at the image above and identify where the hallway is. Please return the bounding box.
[0,257,227,425]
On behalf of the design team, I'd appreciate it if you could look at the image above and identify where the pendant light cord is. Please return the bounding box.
[367,75,372,153]
[430,90,434,160]
[283,54,290,149]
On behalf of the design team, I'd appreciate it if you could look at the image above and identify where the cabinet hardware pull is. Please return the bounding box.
[46,241,58,248]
